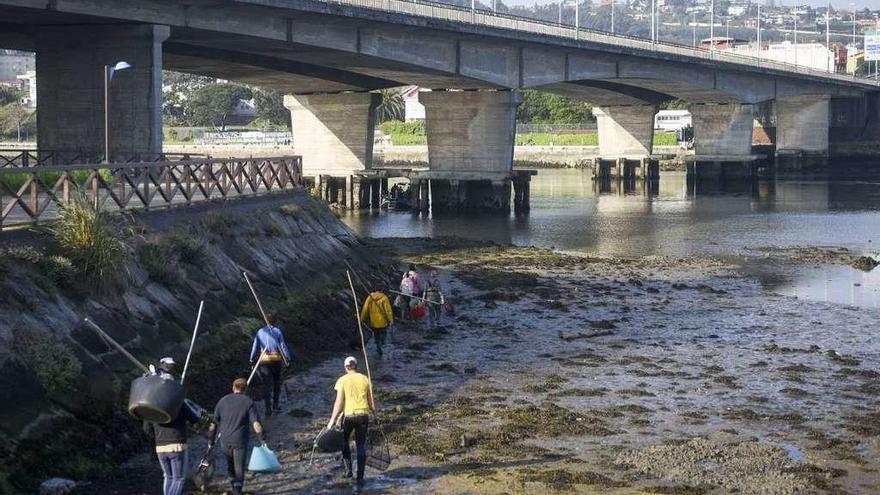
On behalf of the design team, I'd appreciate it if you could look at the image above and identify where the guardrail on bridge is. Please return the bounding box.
[0,156,303,229]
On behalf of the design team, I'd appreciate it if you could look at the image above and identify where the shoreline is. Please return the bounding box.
[111,237,880,494]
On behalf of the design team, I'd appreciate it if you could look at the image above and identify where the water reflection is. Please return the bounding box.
[341,170,880,307]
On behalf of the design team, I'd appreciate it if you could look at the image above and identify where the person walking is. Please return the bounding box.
[249,319,291,416]
[327,356,375,489]
[360,290,394,356]
[143,357,200,495]
[424,270,445,328]
[208,378,265,495]
[398,271,414,322]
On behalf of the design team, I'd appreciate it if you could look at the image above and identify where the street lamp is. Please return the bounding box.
[827,2,831,73]
[757,3,761,59]
[611,0,614,34]
[104,60,131,162]
[710,0,715,48]
[693,12,698,47]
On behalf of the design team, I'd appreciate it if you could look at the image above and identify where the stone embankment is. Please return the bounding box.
[0,190,394,494]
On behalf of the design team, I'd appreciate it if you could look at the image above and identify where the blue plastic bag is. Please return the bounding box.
[248,445,281,473]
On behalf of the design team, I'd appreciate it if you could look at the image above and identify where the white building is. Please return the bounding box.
[401,85,429,121]
[16,70,36,107]
[731,41,833,72]
[0,50,34,83]
[654,110,692,131]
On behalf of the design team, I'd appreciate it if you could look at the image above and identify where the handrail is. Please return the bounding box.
[314,0,879,87]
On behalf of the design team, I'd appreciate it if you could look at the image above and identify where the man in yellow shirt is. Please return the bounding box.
[360,291,394,356]
[327,356,375,487]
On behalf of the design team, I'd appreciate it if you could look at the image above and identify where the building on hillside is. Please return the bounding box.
[16,70,36,107]
[0,50,34,83]
[401,85,429,121]
[700,37,749,50]
[730,41,834,72]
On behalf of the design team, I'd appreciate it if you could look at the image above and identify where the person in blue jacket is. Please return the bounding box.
[249,318,291,415]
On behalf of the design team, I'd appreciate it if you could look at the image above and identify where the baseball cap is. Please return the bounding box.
[159,357,175,365]
[344,356,357,367]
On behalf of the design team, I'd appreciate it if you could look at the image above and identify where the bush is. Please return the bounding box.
[13,328,81,397]
[139,243,174,284]
[48,191,128,288]
[7,245,42,264]
[205,211,238,234]
[38,255,76,288]
[164,233,203,264]
[379,120,425,136]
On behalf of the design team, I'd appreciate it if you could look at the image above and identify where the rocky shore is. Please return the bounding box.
[167,237,879,495]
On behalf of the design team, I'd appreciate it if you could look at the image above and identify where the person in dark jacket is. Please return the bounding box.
[142,357,200,495]
[249,319,291,415]
[208,378,265,495]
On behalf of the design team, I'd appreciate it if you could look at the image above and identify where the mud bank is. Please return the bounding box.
[0,191,394,494]
[209,237,880,495]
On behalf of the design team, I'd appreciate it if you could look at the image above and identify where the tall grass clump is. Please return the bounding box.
[48,191,128,287]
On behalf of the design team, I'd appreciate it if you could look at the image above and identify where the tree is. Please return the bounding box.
[0,103,36,141]
[189,83,253,130]
[252,88,290,128]
[375,88,405,123]
[0,86,23,106]
[162,71,215,126]
[517,90,594,124]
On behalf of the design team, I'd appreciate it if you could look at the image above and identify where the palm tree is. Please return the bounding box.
[375,88,405,122]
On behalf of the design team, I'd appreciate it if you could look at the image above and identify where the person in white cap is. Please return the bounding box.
[146,357,176,380]
[327,356,374,487]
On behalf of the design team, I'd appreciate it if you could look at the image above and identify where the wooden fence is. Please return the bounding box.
[0,156,303,229]
[0,149,204,168]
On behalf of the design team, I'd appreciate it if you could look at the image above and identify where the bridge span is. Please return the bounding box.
[2,0,879,212]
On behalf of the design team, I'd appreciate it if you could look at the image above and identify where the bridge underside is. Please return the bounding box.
[1,0,879,203]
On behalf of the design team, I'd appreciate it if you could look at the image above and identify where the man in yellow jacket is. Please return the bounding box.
[360,291,394,356]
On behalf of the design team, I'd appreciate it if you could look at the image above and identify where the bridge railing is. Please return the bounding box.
[0,150,207,168]
[322,0,880,86]
[0,155,303,229]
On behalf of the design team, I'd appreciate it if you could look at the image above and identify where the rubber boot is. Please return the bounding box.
[343,458,353,479]
[356,453,366,483]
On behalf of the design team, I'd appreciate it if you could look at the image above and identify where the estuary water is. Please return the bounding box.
[341,170,880,308]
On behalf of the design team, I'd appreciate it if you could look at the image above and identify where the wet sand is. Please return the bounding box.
[189,238,880,495]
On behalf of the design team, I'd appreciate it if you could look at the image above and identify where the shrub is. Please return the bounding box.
[278,204,302,217]
[138,243,174,284]
[13,328,81,397]
[7,245,42,264]
[38,255,76,288]
[205,211,238,234]
[48,191,128,288]
[379,120,425,136]
[164,233,203,264]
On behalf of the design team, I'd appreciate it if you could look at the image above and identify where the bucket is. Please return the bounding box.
[128,375,185,424]
[314,425,345,453]
[248,445,281,473]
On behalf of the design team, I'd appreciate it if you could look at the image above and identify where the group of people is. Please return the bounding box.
[396,264,445,328]
[141,269,441,494]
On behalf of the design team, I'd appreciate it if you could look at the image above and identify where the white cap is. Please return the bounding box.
[344,356,357,367]
[159,357,175,365]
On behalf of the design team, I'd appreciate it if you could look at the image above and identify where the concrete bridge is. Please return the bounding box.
[2,0,879,211]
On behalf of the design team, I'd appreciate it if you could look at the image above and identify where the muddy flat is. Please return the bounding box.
[191,238,879,495]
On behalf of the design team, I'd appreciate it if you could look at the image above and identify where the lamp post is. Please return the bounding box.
[104,61,131,163]
[611,0,614,34]
[826,2,831,73]
[693,12,697,47]
[726,18,730,39]
[851,3,856,46]
[757,3,761,59]
[651,0,655,42]
[710,0,715,47]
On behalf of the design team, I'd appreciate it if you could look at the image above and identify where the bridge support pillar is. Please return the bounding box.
[592,105,656,161]
[687,103,759,181]
[775,95,830,171]
[285,92,380,180]
[35,24,168,160]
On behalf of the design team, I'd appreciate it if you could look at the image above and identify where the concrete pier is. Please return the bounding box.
[775,95,830,171]
[285,93,380,177]
[592,105,656,159]
[35,24,168,159]
[687,103,760,181]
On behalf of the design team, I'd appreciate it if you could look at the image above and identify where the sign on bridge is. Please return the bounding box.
[866,29,880,62]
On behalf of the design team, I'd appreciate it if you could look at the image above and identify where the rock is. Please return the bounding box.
[39,478,76,495]
[851,256,878,272]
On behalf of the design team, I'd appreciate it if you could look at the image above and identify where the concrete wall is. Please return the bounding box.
[689,103,756,157]
[35,24,167,159]
[776,95,830,155]
[592,105,656,158]
[418,90,521,178]
[285,92,379,176]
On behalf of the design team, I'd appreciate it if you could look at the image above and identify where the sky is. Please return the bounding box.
[502,0,880,9]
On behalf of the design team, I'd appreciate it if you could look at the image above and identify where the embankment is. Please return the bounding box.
[0,190,394,494]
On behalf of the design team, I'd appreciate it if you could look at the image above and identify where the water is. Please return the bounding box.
[341,170,880,308]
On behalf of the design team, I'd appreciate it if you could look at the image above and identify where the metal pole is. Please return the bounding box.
[558,2,562,24]
[757,3,761,59]
[693,13,697,47]
[575,0,579,40]
[710,0,714,47]
[83,318,150,374]
[492,0,496,12]
[651,0,655,42]
[794,9,798,66]
[852,4,856,46]
[727,18,730,39]
[827,2,831,73]
[611,0,614,34]
[180,300,204,385]
[104,65,109,163]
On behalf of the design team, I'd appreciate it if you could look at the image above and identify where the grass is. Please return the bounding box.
[0,169,113,194]
[47,191,128,288]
